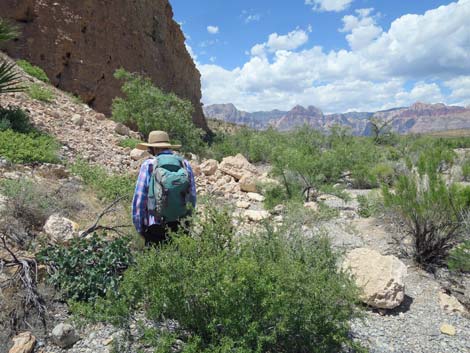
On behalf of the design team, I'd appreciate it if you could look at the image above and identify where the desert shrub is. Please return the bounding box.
[70,159,134,201]
[112,68,204,153]
[0,129,59,163]
[383,149,470,267]
[462,159,470,181]
[118,137,143,149]
[0,106,32,132]
[83,207,362,353]
[370,162,396,186]
[27,83,54,102]
[38,234,134,302]
[447,240,470,273]
[357,191,384,218]
[16,59,49,82]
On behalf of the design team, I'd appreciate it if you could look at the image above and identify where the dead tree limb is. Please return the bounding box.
[80,196,132,237]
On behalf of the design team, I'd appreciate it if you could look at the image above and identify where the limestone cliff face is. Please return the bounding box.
[0,0,208,131]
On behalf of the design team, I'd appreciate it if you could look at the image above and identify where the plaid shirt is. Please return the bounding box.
[131,150,196,234]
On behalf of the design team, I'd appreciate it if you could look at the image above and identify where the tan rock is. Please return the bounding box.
[304,201,319,212]
[247,192,265,202]
[190,161,201,176]
[440,323,456,336]
[439,292,467,316]
[114,123,130,136]
[244,210,270,222]
[95,113,106,120]
[44,214,79,243]
[236,201,251,209]
[219,154,257,180]
[343,248,407,309]
[239,174,258,193]
[200,159,218,176]
[130,148,151,161]
[9,332,36,353]
[71,114,84,126]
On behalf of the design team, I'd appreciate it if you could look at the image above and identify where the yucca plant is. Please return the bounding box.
[0,61,23,94]
[0,18,18,42]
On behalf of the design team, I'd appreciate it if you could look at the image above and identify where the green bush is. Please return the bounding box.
[27,83,54,102]
[0,106,32,132]
[118,137,143,149]
[85,207,362,353]
[462,159,470,182]
[70,159,134,201]
[0,18,18,42]
[0,129,59,163]
[16,60,49,82]
[383,149,470,267]
[357,191,384,218]
[447,240,470,273]
[112,68,204,153]
[38,234,134,302]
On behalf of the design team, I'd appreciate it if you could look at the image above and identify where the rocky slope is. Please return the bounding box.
[204,102,470,135]
[0,0,208,131]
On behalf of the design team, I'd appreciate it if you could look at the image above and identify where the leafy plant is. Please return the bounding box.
[84,207,363,353]
[112,68,204,153]
[447,240,470,273]
[0,129,59,163]
[118,137,143,149]
[16,60,49,82]
[70,159,135,201]
[27,83,54,102]
[38,234,134,302]
[0,106,32,132]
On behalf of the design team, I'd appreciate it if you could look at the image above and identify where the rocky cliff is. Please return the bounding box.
[204,102,470,135]
[0,0,208,131]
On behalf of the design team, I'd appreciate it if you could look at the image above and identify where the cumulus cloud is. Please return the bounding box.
[199,0,470,112]
[207,25,219,34]
[305,0,354,12]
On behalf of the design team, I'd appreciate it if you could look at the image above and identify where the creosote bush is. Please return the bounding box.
[16,60,50,82]
[383,148,470,268]
[38,233,134,302]
[74,207,363,353]
[112,68,204,153]
[0,129,59,163]
[27,83,54,102]
[70,159,135,201]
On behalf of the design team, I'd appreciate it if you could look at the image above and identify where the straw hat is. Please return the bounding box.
[136,131,181,150]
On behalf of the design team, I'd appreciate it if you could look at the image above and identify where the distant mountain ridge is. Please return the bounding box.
[203,102,470,135]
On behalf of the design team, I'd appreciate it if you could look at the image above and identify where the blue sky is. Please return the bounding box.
[171,0,470,113]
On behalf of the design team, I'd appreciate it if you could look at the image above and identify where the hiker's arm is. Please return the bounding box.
[132,161,150,234]
[185,161,197,207]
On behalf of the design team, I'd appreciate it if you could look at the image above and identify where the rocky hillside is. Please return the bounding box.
[204,102,470,135]
[0,0,208,131]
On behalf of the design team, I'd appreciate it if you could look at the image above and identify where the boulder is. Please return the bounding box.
[190,161,201,176]
[114,123,130,136]
[343,248,407,309]
[130,148,151,161]
[239,174,258,193]
[244,210,270,222]
[200,159,219,176]
[236,201,251,209]
[43,214,79,243]
[51,323,79,348]
[219,154,257,180]
[439,292,467,316]
[8,332,36,353]
[71,114,84,126]
[304,201,319,212]
[95,113,106,120]
[440,323,456,336]
[247,192,265,202]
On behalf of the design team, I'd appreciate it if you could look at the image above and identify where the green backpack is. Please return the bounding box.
[147,154,191,223]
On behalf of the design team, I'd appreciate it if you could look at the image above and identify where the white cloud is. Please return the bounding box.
[199,0,470,112]
[207,25,219,34]
[245,14,261,23]
[185,43,197,61]
[340,9,383,50]
[305,0,354,12]
[209,56,217,63]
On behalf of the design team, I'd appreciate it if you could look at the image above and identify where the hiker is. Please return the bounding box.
[132,131,196,246]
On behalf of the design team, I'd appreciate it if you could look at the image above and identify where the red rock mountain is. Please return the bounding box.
[0,0,208,131]
[204,102,470,135]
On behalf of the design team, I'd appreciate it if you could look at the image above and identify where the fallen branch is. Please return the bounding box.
[80,196,131,237]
